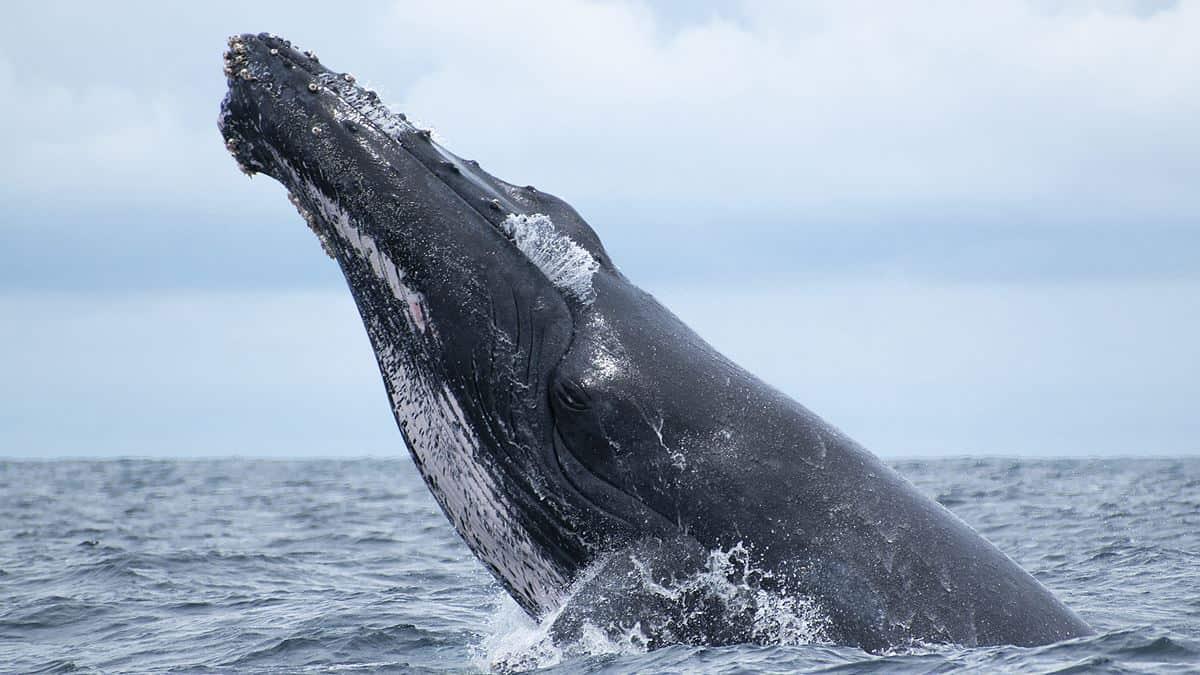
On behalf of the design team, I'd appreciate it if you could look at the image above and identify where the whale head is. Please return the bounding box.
[217,33,655,614]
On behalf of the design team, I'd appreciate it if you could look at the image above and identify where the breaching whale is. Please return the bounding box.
[218,33,1093,651]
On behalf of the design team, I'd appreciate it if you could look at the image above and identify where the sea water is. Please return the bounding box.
[1,458,1196,673]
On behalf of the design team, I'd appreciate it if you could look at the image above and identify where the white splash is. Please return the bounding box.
[635,542,831,645]
[476,595,566,672]
[703,544,831,645]
[500,213,600,303]
[479,542,831,670]
[479,588,649,673]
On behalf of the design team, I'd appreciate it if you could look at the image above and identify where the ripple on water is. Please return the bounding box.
[0,458,1197,672]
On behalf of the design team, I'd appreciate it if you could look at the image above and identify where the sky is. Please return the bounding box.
[2,0,1197,458]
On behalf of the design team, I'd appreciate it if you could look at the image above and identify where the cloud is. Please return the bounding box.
[0,60,223,206]
[377,0,1200,218]
[1,1,1197,290]
[2,3,1196,457]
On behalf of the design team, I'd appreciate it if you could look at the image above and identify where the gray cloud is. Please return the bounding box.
[2,1,1197,290]
[3,2,1197,458]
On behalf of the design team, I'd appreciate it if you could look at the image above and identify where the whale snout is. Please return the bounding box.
[218,33,326,176]
[216,32,449,209]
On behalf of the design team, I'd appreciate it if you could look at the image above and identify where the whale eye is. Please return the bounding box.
[553,378,590,412]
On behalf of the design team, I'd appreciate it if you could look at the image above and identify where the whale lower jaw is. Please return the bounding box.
[289,171,573,614]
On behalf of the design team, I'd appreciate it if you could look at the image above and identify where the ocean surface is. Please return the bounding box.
[1,457,1197,673]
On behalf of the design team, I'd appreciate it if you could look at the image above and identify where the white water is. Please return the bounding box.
[479,542,832,672]
[500,213,600,303]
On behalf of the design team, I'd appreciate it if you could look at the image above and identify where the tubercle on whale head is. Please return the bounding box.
[219,34,364,177]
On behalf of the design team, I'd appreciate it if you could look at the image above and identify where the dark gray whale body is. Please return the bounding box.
[218,33,1092,651]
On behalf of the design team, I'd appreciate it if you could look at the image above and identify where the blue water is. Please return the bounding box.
[1,458,1197,673]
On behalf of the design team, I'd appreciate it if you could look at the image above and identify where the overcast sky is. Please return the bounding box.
[2,1,1197,458]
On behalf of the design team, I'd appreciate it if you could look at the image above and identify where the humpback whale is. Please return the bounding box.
[218,33,1092,651]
